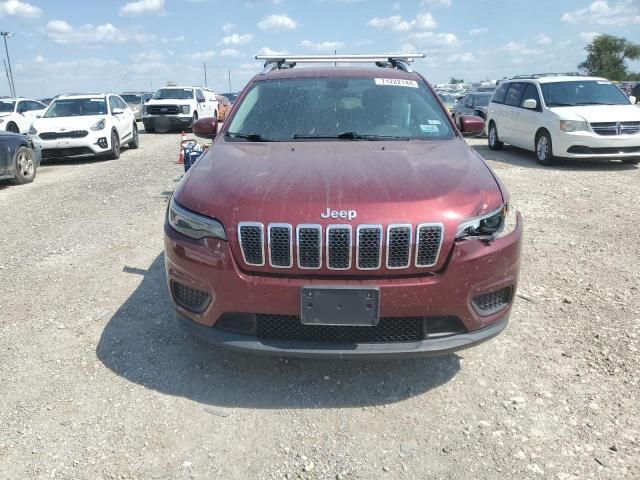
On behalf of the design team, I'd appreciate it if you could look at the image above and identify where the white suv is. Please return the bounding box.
[486,74,640,165]
[0,98,47,134]
[142,86,218,133]
[30,94,138,161]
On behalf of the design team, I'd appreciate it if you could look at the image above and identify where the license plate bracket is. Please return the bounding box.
[300,287,380,326]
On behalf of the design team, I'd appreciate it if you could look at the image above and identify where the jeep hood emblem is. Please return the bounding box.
[321,208,357,221]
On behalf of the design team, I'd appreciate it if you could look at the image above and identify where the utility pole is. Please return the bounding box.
[204,61,208,87]
[1,32,15,97]
[3,60,12,97]
[228,70,232,92]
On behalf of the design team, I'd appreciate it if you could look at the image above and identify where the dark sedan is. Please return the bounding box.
[452,92,493,126]
[0,132,40,185]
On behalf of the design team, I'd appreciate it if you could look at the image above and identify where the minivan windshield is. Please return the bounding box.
[121,94,142,104]
[226,77,454,141]
[541,81,630,107]
[153,88,194,100]
[44,98,107,117]
[0,101,15,113]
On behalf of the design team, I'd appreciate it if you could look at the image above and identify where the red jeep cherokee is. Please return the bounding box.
[164,55,523,358]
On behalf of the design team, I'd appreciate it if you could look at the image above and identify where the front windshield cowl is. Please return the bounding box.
[225,76,455,142]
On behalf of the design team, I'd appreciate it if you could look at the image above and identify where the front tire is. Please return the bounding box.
[128,123,139,149]
[107,130,120,160]
[11,146,36,184]
[488,122,503,150]
[535,131,554,166]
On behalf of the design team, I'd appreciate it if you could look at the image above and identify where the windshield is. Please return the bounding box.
[541,81,630,107]
[153,88,194,100]
[438,94,455,104]
[475,95,491,107]
[121,94,142,104]
[0,101,15,113]
[226,77,454,141]
[44,98,107,117]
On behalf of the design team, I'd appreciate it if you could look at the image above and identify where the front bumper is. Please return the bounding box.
[32,133,111,159]
[176,312,509,359]
[143,115,193,130]
[164,214,523,357]
[553,130,640,158]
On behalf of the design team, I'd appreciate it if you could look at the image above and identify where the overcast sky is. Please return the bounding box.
[2,0,640,98]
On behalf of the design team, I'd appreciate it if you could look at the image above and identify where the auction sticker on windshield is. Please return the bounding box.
[375,78,419,88]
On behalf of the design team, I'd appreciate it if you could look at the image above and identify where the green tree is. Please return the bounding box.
[449,77,464,84]
[578,34,640,80]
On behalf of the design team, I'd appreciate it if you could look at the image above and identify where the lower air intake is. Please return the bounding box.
[472,286,513,316]
[171,281,211,313]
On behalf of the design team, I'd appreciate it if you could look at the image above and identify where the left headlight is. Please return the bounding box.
[559,120,589,132]
[181,105,190,114]
[90,118,106,131]
[167,197,227,241]
[456,204,518,240]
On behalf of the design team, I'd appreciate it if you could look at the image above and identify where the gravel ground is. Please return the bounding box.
[0,131,638,480]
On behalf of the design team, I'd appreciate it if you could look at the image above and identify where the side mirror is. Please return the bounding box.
[523,99,538,110]
[36,115,42,119]
[629,95,637,104]
[458,115,485,137]
[112,108,125,115]
[193,116,218,139]
[197,97,206,103]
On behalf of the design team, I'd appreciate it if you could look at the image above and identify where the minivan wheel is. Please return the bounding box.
[535,131,554,166]
[11,146,36,184]
[107,131,120,160]
[128,123,139,149]
[488,122,503,150]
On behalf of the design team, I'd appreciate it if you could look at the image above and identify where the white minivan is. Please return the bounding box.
[486,74,640,165]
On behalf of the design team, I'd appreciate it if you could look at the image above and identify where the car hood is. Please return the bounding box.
[174,139,504,274]
[32,116,105,131]
[549,104,640,122]
[146,99,190,105]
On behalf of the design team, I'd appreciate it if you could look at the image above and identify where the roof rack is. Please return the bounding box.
[512,72,581,79]
[255,53,425,74]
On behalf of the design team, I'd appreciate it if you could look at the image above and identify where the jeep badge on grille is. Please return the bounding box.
[321,208,357,221]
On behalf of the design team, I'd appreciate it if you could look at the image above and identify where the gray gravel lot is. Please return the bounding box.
[0,132,638,480]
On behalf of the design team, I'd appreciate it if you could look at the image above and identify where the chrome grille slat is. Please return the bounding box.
[415,223,444,268]
[356,225,382,270]
[268,223,292,268]
[238,222,265,266]
[326,225,352,270]
[296,224,322,269]
[386,224,412,269]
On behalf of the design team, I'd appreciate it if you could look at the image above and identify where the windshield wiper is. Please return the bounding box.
[292,132,408,140]
[226,132,270,142]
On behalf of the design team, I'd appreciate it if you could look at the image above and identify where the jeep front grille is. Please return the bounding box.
[238,222,444,271]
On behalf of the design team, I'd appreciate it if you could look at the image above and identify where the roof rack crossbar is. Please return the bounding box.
[256,53,425,74]
[511,72,581,79]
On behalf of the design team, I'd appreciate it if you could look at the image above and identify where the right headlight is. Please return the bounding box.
[456,204,518,240]
[167,197,227,241]
[559,120,589,132]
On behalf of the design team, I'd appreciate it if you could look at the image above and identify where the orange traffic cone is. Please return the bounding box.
[177,131,186,164]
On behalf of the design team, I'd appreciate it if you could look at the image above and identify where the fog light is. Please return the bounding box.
[96,137,108,149]
[171,281,211,313]
[472,286,513,316]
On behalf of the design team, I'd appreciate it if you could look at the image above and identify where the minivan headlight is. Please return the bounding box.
[559,120,589,132]
[168,197,227,240]
[456,204,518,240]
[90,118,106,131]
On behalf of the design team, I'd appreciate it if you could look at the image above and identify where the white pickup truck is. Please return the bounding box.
[142,86,219,133]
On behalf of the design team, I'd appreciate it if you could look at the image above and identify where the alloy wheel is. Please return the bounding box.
[537,136,549,161]
[17,151,34,178]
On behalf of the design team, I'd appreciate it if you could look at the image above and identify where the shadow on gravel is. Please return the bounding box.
[97,254,460,409]
[473,144,639,172]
